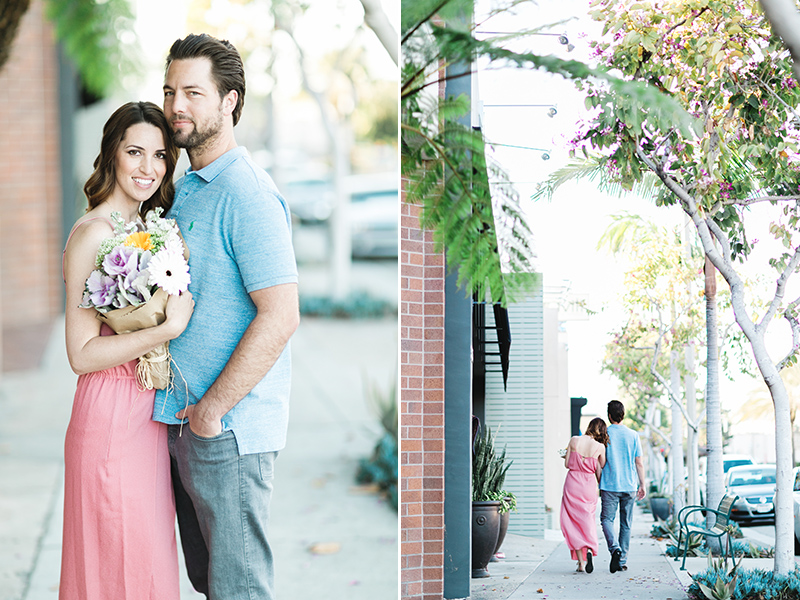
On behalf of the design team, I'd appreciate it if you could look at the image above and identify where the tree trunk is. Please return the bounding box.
[750,338,795,572]
[670,350,686,517]
[358,0,398,65]
[685,342,700,506]
[704,257,724,539]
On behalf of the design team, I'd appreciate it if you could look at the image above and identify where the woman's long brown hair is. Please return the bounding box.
[83,101,178,217]
[585,417,610,447]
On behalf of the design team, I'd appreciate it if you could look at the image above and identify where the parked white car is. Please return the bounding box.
[724,464,776,523]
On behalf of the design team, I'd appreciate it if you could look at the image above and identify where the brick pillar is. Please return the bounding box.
[400,186,446,600]
[0,0,63,369]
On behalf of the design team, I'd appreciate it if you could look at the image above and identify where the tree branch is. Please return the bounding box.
[777,296,800,370]
[401,0,450,46]
[647,304,702,432]
[759,243,800,333]
[723,195,800,206]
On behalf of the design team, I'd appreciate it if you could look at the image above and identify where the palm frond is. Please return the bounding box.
[531,155,663,202]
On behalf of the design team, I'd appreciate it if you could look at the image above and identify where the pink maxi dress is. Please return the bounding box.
[560,452,600,562]
[59,324,179,599]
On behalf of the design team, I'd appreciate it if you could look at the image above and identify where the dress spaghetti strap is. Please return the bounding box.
[62,217,114,283]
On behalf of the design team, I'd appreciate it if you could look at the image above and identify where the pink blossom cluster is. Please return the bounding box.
[717,180,734,201]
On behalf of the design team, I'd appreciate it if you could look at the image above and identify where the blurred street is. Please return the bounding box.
[0,259,399,600]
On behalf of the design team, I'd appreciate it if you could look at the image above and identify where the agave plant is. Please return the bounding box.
[651,517,679,539]
[665,533,707,559]
[472,425,512,503]
[695,553,744,600]
[697,575,737,600]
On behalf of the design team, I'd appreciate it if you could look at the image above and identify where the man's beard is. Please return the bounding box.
[171,111,224,150]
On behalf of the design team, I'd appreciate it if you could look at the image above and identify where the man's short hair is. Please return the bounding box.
[166,33,246,126]
[608,400,625,423]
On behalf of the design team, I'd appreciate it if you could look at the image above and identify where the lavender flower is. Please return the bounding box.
[82,270,118,308]
[102,245,140,278]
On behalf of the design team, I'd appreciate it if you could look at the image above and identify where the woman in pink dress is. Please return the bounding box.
[560,417,608,573]
[60,101,194,599]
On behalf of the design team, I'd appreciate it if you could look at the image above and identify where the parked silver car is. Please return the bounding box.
[724,464,776,523]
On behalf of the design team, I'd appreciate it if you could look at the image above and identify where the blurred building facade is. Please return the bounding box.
[0,0,72,372]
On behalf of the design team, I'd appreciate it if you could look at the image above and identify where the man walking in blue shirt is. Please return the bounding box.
[153,34,299,599]
[599,400,646,573]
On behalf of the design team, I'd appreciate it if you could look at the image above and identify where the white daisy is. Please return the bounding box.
[148,248,190,296]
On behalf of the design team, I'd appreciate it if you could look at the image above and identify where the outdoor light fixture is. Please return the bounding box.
[488,141,552,161]
[483,103,558,118]
[477,31,576,52]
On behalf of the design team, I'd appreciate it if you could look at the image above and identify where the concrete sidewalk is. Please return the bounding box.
[472,505,694,600]
[0,314,398,600]
[470,505,800,600]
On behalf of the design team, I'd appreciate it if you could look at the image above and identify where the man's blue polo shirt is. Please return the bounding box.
[153,147,298,455]
[600,423,642,492]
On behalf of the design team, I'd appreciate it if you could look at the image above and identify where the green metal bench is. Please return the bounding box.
[674,493,738,571]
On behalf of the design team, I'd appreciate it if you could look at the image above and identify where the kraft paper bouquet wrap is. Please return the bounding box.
[80,208,190,391]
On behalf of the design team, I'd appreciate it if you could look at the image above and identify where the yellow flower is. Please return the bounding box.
[125,231,153,251]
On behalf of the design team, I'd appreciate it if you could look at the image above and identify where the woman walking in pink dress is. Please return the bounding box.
[560,417,609,573]
[60,101,194,599]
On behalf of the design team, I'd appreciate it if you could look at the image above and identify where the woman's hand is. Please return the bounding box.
[163,291,194,339]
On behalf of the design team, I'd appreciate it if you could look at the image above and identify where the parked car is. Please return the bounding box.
[347,173,398,259]
[722,454,756,473]
[283,173,398,258]
[793,467,800,554]
[724,464,776,523]
[283,178,336,224]
[696,454,755,504]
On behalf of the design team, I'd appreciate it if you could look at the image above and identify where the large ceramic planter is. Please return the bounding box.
[650,497,672,522]
[472,501,502,578]
[490,509,510,562]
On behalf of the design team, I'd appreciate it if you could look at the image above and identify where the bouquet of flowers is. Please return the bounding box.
[80,208,190,390]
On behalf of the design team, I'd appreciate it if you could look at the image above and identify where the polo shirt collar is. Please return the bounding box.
[186,146,248,182]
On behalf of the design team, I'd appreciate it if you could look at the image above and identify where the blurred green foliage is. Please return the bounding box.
[46,0,140,98]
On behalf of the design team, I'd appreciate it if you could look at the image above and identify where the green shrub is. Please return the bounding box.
[299,292,396,318]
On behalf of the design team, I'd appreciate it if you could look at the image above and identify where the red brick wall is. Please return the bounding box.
[400,189,446,600]
[0,0,62,329]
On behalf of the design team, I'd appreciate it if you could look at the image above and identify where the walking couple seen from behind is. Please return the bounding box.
[560,400,646,574]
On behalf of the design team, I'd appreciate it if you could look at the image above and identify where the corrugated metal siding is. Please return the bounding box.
[484,288,545,536]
